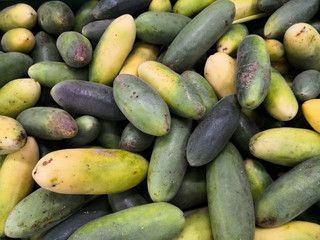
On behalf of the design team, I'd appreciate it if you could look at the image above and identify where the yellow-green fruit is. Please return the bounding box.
[302,99,320,133]
[255,221,320,240]
[1,28,35,53]
[230,0,261,21]
[173,0,215,17]
[174,207,213,240]
[0,115,27,155]
[0,137,39,236]
[263,68,298,121]
[149,0,172,12]
[32,149,149,194]
[89,14,136,85]
[0,78,41,118]
[0,3,37,32]
[204,52,236,99]
[265,39,285,61]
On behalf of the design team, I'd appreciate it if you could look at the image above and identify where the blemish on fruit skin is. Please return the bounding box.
[43,158,53,166]
[95,150,117,157]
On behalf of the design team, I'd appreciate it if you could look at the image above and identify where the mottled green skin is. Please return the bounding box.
[170,166,207,210]
[28,61,88,88]
[0,52,33,87]
[113,74,171,136]
[135,11,191,46]
[37,1,75,36]
[81,19,114,43]
[257,0,290,13]
[291,70,320,102]
[181,70,218,117]
[73,0,98,33]
[16,107,78,140]
[108,188,148,212]
[264,0,319,38]
[65,115,101,147]
[96,120,124,149]
[4,188,92,238]
[56,31,92,68]
[235,34,271,110]
[68,203,185,240]
[162,0,235,73]
[148,115,192,202]
[30,31,62,63]
[119,122,155,153]
[207,143,255,240]
[255,156,320,227]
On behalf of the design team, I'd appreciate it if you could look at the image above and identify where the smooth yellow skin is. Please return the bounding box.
[204,52,236,99]
[230,0,261,20]
[0,78,41,118]
[263,69,298,121]
[302,99,320,134]
[1,28,35,53]
[284,23,320,71]
[216,24,248,56]
[174,207,213,240]
[119,42,159,76]
[0,3,37,32]
[89,14,136,85]
[250,127,320,166]
[149,0,172,12]
[0,137,39,236]
[255,221,320,240]
[266,39,285,61]
[32,149,149,194]
[173,0,215,17]
[0,116,27,155]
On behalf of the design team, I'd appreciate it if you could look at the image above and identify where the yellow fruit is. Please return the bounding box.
[1,28,35,53]
[302,99,320,133]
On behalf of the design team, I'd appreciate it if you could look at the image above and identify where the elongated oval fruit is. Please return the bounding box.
[0,116,27,155]
[186,94,241,166]
[89,14,136,85]
[32,148,149,194]
[255,156,320,227]
[1,28,35,53]
[302,99,320,134]
[68,202,185,240]
[235,34,271,110]
[249,127,320,166]
[163,0,235,73]
[138,60,205,120]
[113,74,171,136]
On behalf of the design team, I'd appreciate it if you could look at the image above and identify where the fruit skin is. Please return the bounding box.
[56,31,92,68]
[30,31,62,63]
[255,221,320,240]
[50,80,125,121]
[149,0,172,12]
[92,0,152,19]
[255,156,320,228]
[0,52,33,87]
[135,11,191,46]
[249,127,320,166]
[68,202,185,240]
[138,61,205,120]
[235,34,271,110]
[162,0,236,73]
[0,115,27,155]
[264,0,319,39]
[173,0,215,17]
[186,94,241,167]
[81,19,114,44]
[0,137,39,237]
[4,188,93,238]
[1,28,35,53]
[262,68,298,121]
[96,120,124,148]
[257,0,290,13]
[0,3,37,32]
[37,1,75,36]
[89,14,135,85]
[265,39,285,62]
[28,61,88,88]
[291,70,320,102]
[0,78,41,118]
[207,142,255,240]
[302,99,320,134]
[113,74,171,136]
[73,0,98,33]
[16,107,78,140]
[283,23,320,71]
[32,148,149,195]
[148,115,192,202]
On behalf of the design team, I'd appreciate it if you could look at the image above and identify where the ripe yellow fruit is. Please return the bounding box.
[302,99,320,133]
[1,28,35,53]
